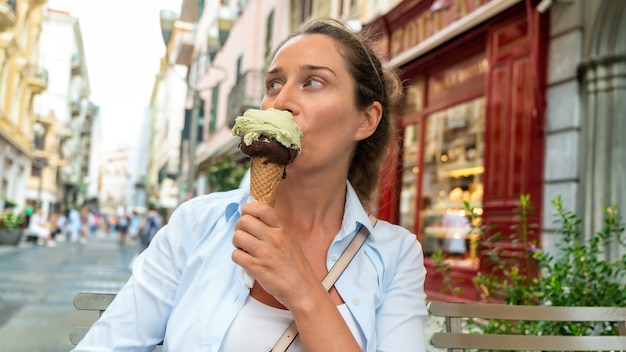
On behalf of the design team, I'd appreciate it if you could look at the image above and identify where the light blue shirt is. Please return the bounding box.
[72,182,428,352]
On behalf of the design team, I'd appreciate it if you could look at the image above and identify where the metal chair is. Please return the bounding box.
[429,301,626,351]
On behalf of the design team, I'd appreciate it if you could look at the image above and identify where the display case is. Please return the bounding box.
[420,97,485,265]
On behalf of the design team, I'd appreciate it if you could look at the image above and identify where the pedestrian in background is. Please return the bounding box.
[138,208,162,253]
[68,208,83,243]
[128,210,142,241]
[50,209,67,241]
[88,210,98,237]
[79,204,90,242]
[115,206,130,245]
[28,208,55,247]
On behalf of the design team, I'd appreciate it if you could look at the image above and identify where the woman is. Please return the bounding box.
[28,208,56,247]
[72,18,427,352]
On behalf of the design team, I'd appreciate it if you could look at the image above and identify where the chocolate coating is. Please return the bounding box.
[239,135,298,165]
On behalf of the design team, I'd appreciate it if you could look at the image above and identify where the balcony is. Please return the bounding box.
[227,70,264,128]
[71,54,82,76]
[0,0,17,33]
[85,103,98,117]
[81,122,92,135]
[70,101,80,115]
[24,64,48,93]
[175,28,195,65]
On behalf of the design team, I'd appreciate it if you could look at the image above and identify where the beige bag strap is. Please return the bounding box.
[271,215,378,352]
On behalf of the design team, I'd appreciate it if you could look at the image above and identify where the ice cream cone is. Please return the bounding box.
[249,156,285,207]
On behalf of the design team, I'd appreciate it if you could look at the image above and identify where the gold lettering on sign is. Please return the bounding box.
[404,21,418,54]
[390,0,486,58]
[432,59,488,92]
[434,11,442,33]
[456,0,468,20]
[391,28,404,57]
[417,17,425,43]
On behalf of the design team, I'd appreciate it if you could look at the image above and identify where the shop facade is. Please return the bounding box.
[369,0,549,301]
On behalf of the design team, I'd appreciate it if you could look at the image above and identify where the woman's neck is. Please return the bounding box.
[274,176,347,239]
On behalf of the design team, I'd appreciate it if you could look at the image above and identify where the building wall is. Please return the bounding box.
[146,19,189,209]
[541,0,590,251]
[0,0,47,212]
[34,8,94,214]
[542,0,626,261]
[99,148,129,213]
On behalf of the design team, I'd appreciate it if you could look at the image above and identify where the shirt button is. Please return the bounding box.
[331,253,338,262]
[352,297,360,305]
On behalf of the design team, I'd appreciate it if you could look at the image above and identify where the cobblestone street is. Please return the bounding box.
[0,232,136,352]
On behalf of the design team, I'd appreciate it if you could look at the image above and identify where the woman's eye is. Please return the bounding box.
[304,78,323,87]
[266,81,283,91]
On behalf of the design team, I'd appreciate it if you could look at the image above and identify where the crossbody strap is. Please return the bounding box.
[271,215,378,352]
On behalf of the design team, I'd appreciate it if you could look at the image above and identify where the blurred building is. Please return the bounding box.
[146,0,625,301]
[35,8,100,215]
[0,0,48,213]
[99,148,128,213]
[0,3,100,219]
[144,10,191,211]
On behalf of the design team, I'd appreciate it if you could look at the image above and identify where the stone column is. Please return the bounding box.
[580,0,626,259]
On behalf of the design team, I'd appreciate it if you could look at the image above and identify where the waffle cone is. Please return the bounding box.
[249,156,285,206]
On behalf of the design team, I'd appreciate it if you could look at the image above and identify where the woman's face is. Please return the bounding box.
[261,34,372,178]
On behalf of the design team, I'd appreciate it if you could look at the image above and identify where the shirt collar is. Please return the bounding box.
[340,180,373,240]
[224,181,373,238]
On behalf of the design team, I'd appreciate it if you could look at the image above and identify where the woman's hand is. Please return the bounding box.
[232,202,319,308]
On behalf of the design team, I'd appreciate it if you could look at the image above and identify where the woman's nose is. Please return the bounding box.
[271,85,297,114]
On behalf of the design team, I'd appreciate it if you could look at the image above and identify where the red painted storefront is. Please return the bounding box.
[370,0,548,301]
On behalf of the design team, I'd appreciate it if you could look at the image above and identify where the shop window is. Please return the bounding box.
[420,96,485,266]
[399,123,419,231]
[399,81,423,232]
[31,165,42,178]
[405,81,424,113]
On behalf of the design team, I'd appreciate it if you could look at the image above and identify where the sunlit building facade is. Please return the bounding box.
[0,0,48,214]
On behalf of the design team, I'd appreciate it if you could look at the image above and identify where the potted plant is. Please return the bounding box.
[0,211,25,246]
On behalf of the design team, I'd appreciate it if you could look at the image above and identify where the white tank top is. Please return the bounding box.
[219,295,365,351]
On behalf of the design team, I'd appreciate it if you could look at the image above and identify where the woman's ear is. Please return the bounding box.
[354,101,383,141]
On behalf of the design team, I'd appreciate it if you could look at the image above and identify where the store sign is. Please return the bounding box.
[431,57,487,93]
[428,53,487,106]
[390,0,490,58]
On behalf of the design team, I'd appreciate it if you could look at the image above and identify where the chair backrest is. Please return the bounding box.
[70,292,116,345]
[429,301,626,352]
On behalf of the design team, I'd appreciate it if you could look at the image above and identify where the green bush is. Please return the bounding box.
[0,212,24,230]
[206,156,248,192]
[435,195,626,343]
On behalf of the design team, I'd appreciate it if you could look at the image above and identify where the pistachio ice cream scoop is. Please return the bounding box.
[232,108,303,205]
[232,108,302,157]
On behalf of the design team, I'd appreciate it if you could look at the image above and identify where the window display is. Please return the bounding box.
[399,123,419,232]
[399,81,423,233]
[420,97,485,266]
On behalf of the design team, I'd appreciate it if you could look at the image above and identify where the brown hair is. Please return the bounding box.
[271,18,402,205]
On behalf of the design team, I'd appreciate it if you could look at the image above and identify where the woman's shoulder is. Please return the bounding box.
[366,219,423,258]
[370,219,414,239]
